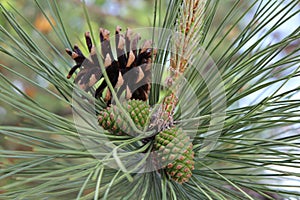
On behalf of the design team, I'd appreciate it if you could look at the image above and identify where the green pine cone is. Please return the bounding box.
[154,127,195,184]
[98,105,123,135]
[125,99,150,130]
[98,100,150,136]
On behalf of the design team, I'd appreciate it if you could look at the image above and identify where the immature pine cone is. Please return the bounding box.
[154,127,195,184]
[98,99,150,136]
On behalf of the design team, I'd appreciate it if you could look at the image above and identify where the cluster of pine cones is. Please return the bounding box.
[66,27,195,184]
[98,100,195,184]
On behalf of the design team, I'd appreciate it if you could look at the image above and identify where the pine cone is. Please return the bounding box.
[66,27,155,105]
[98,100,150,136]
[98,105,123,135]
[126,99,150,131]
[154,127,195,184]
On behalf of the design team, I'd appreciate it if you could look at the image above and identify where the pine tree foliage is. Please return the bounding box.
[1,0,300,199]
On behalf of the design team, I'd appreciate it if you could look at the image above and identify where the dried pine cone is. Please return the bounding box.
[66,26,155,105]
